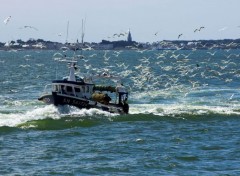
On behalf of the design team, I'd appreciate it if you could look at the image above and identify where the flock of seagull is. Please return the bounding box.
[153,26,206,39]
[48,44,240,97]
[1,40,239,104]
[3,15,238,41]
[107,26,206,40]
[178,26,205,39]
[2,15,240,101]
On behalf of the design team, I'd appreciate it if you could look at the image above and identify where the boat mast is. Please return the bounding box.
[81,18,86,45]
[66,21,69,44]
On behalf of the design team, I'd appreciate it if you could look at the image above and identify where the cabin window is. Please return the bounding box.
[53,85,59,92]
[89,86,93,93]
[66,86,73,92]
[75,87,81,92]
[61,85,65,91]
[86,86,89,93]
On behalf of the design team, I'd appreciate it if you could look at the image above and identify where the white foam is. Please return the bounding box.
[59,106,119,118]
[0,104,119,127]
[129,104,240,116]
[1,102,239,127]
[0,105,60,127]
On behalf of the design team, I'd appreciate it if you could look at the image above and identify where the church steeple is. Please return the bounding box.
[127,29,132,42]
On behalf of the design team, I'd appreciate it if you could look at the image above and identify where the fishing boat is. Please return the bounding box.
[38,59,129,114]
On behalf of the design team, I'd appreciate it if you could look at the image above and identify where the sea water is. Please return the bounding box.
[0,49,240,175]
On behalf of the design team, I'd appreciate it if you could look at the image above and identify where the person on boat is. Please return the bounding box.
[116,83,129,113]
[61,85,66,94]
[116,83,127,105]
[116,83,127,94]
[123,98,129,113]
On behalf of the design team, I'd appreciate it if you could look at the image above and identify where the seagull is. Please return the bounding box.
[154,32,158,36]
[178,33,183,39]
[194,26,205,32]
[53,52,64,58]
[89,54,97,58]
[218,27,228,32]
[207,51,217,56]
[118,33,125,37]
[229,93,234,100]
[3,16,11,25]
[194,29,199,33]
[113,51,122,57]
[20,25,38,31]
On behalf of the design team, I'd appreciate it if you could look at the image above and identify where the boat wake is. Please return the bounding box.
[0,105,60,127]
[1,102,240,129]
[130,104,240,117]
[0,104,119,128]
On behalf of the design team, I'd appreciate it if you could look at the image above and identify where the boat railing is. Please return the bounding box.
[42,84,52,95]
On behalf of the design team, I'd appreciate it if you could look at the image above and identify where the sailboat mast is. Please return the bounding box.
[81,19,85,45]
[66,21,69,44]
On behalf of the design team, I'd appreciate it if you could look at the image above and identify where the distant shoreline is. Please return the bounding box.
[0,38,240,51]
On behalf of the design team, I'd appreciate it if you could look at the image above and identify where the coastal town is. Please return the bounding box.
[1,30,240,51]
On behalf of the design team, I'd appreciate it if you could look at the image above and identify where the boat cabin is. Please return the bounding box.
[52,80,94,99]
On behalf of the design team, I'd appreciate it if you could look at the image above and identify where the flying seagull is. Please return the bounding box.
[178,33,183,39]
[22,25,38,31]
[194,28,199,33]
[218,27,228,32]
[199,26,205,30]
[194,26,205,33]
[3,16,11,25]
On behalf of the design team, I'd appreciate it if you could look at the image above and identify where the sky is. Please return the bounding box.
[1,0,240,43]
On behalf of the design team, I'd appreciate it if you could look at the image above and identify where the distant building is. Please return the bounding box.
[94,43,114,50]
[127,29,132,42]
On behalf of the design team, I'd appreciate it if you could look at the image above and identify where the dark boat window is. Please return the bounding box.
[66,86,73,92]
[86,86,89,93]
[75,87,81,92]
